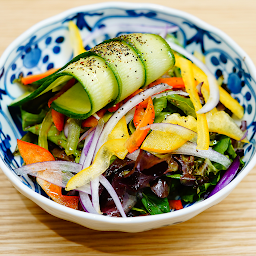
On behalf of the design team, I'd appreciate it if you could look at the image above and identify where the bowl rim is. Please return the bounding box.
[1,1,256,225]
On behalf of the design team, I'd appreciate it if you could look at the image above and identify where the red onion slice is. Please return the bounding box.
[167,41,220,114]
[171,142,231,168]
[99,175,127,218]
[239,130,248,142]
[82,118,105,169]
[152,90,189,99]
[79,191,98,214]
[196,82,204,95]
[79,130,95,166]
[125,107,136,124]
[141,123,196,138]
[91,176,101,214]
[208,156,240,197]
[127,149,140,161]
[15,161,82,187]
[64,121,69,138]
[79,127,95,143]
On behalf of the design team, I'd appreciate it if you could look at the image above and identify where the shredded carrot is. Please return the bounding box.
[51,109,65,132]
[133,98,149,128]
[169,200,183,210]
[148,77,185,88]
[21,68,59,85]
[81,109,107,128]
[125,97,155,153]
[17,139,79,209]
[17,139,55,164]
[108,102,121,113]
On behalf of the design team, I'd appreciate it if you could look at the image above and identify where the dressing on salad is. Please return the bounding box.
[11,22,248,217]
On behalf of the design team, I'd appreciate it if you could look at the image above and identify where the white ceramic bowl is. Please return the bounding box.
[0,2,256,232]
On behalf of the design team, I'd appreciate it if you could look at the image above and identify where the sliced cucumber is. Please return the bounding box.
[51,82,91,119]
[91,40,145,102]
[51,55,118,119]
[11,33,175,121]
[10,51,97,107]
[118,33,175,85]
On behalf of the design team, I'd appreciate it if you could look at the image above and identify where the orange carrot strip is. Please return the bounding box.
[17,139,55,164]
[169,200,183,210]
[108,102,121,113]
[48,78,76,107]
[17,139,79,209]
[51,109,65,132]
[21,68,59,85]
[125,97,155,153]
[81,109,107,128]
[133,98,149,128]
[148,77,185,88]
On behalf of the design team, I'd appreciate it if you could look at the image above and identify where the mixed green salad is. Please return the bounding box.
[12,22,247,217]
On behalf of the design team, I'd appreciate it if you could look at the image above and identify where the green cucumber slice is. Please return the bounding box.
[118,33,175,85]
[91,40,145,102]
[9,51,98,107]
[51,55,119,119]
[51,82,91,119]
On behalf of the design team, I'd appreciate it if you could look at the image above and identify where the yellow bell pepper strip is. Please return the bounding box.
[219,86,244,119]
[206,111,249,142]
[68,21,86,56]
[66,138,128,191]
[108,116,130,141]
[192,63,244,119]
[125,97,155,153]
[17,139,79,209]
[141,124,196,153]
[165,112,248,143]
[165,113,197,132]
[175,55,209,150]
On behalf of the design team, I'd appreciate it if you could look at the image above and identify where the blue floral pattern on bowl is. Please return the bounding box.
[0,5,255,203]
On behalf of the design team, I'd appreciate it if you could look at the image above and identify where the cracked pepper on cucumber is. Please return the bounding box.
[12,29,247,217]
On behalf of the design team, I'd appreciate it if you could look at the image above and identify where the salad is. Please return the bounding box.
[11,22,248,218]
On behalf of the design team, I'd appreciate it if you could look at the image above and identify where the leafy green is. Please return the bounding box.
[154,112,170,123]
[166,173,182,179]
[131,207,148,215]
[153,96,184,123]
[141,189,170,215]
[167,94,197,118]
[128,120,136,134]
[153,97,167,116]
[21,108,47,131]
[168,66,181,78]
[65,118,82,156]
[213,136,230,155]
